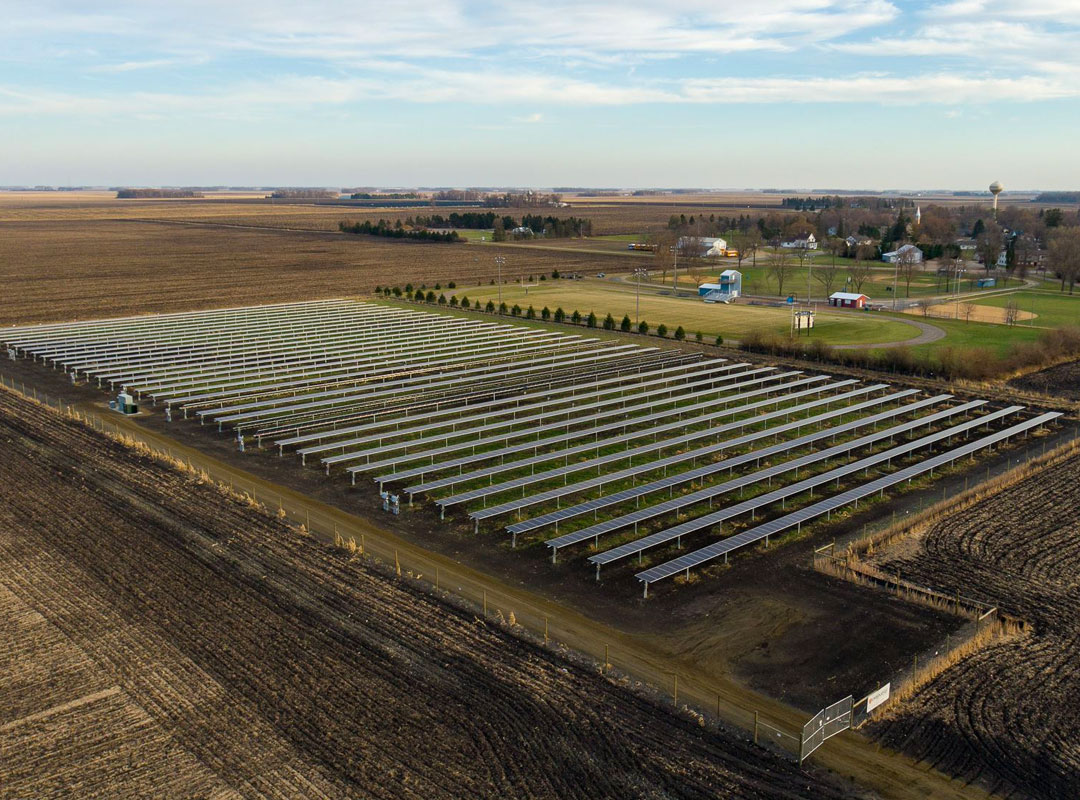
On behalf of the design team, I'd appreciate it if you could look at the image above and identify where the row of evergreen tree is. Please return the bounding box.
[378,285,721,344]
[338,220,461,242]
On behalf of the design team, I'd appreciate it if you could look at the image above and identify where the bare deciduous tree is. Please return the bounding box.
[976,226,1004,274]
[1048,227,1080,294]
[767,251,792,297]
[813,261,841,298]
[896,250,919,297]
[848,260,874,293]
[1004,298,1019,326]
[649,230,677,283]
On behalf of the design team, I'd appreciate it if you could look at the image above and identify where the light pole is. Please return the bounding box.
[495,256,505,306]
[953,260,965,319]
[634,267,648,324]
[892,257,900,311]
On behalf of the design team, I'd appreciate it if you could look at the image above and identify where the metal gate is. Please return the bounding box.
[800,695,852,765]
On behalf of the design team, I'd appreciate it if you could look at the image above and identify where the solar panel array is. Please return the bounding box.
[3,299,1059,598]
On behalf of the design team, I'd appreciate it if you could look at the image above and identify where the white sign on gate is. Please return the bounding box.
[866,682,891,713]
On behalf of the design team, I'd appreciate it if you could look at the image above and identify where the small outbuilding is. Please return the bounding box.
[829,291,869,309]
[977,277,996,288]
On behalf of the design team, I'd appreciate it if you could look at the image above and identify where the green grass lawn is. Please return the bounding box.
[873,312,1044,358]
[972,289,1080,329]
[452,228,494,242]
[456,281,921,346]
[592,233,642,242]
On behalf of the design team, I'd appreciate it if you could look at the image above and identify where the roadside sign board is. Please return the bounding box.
[866,683,890,713]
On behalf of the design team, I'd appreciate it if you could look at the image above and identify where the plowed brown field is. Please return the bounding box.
[869,450,1080,799]
[0,220,625,325]
[1009,358,1080,401]
[0,386,853,799]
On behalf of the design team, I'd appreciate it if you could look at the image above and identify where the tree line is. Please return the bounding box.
[410,212,510,229]
[349,192,420,200]
[116,189,202,198]
[339,220,461,242]
[269,189,337,199]
[382,284,710,343]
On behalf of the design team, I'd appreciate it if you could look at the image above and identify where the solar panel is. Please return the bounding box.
[457,382,883,521]
[298,363,764,462]
[581,397,986,565]
[378,373,842,485]
[507,390,930,540]
[257,351,697,445]
[351,375,837,480]
[635,411,1061,594]
[275,357,729,450]
[207,344,649,424]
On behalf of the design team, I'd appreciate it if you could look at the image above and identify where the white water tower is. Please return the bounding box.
[989,180,1004,215]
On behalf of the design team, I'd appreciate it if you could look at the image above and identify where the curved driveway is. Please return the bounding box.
[833,317,946,350]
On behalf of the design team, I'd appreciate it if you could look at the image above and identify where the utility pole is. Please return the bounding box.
[495,256,505,306]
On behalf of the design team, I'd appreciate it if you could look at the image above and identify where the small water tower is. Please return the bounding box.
[989,180,1004,216]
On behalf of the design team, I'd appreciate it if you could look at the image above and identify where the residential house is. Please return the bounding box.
[882,244,924,264]
[781,232,817,250]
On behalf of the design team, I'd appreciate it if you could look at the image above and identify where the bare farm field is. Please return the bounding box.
[1009,358,1080,401]
[0,190,777,238]
[0,386,857,799]
[863,447,1080,799]
[0,220,624,325]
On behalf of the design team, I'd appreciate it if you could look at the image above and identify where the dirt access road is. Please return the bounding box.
[32,384,991,800]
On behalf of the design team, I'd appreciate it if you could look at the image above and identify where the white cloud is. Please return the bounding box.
[2,0,900,61]
[3,65,1076,120]
[2,0,1078,123]
[89,55,209,73]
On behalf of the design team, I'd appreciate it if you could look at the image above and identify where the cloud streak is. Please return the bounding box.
[4,65,1076,120]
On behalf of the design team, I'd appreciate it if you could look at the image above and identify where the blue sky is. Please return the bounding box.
[3,0,1078,189]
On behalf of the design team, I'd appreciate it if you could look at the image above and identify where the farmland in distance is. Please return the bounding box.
[0,219,636,325]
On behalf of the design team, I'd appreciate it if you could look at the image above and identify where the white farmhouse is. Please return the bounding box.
[677,236,728,257]
[882,244,924,264]
[781,232,817,250]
